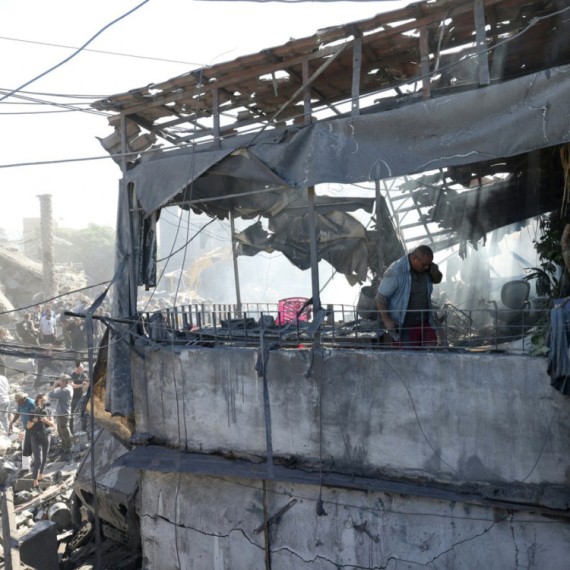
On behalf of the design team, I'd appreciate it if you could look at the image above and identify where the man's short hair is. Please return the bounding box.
[412,245,434,260]
[59,374,71,384]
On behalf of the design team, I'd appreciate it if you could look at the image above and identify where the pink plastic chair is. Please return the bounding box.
[277,297,311,325]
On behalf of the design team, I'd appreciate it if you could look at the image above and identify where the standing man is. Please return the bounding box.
[39,307,57,345]
[69,362,88,433]
[0,373,10,435]
[48,374,73,458]
[376,245,442,348]
[17,313,40,345]
[66,317,87,353]
[8,392,36,471]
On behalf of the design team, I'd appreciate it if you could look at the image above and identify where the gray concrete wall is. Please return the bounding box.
[139,471,570,570]
[131,347,570,487]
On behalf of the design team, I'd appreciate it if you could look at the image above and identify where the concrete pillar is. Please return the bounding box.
[37,194,55,299]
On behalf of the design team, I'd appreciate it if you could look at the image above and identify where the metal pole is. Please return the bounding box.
[374,180,385,278]
[229,212,242,313]
[85,309,102,570]
[307,186,321,313]
[1,489,20,569]
[120,114,138,316]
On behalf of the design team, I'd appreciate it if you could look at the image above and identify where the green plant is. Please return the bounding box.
[524,213,569,298]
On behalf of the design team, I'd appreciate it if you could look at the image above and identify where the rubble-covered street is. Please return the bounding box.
[0,366,141,570]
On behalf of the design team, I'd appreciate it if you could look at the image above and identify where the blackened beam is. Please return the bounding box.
[125,112,183,145]
[307,186,321,314]
[115,447,570,520]
[351,36,362,117]
[121,115,138,317]
[302,59,311,125]
[474,0,491,85]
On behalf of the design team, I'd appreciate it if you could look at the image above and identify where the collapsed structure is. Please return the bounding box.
[91,0,570,567]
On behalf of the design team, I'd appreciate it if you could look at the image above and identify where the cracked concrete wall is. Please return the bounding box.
[132,347,570,489]
[139,471,570,570]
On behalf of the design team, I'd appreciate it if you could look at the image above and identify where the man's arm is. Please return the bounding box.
[376,301,396,332]
[8,413,20,434]
[376,268,399,331]
[48,387,62,399]
[429,262,443,284]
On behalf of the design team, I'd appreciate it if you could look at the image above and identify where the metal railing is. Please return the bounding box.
[138,302,550,354]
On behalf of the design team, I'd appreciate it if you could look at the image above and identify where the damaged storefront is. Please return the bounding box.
[89,0,570,568]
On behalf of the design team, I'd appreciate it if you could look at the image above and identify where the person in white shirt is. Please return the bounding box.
[39,308,57,345]
[0,374,9,434]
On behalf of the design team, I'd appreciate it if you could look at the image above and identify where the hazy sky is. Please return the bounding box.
[0,0,409,238]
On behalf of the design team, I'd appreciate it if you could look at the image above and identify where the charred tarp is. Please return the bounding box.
[397,146,567,250]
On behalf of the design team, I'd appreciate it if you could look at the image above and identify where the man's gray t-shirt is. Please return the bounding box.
[404,271,429,325]
[48,385,73,416]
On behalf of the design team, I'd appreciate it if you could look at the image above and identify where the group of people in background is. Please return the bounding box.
[0,362,89,491]
[15,296,102,350]
[0,288,108,491]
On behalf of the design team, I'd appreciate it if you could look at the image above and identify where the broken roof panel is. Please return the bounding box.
[94,0,570,159]
[128,63,570,216]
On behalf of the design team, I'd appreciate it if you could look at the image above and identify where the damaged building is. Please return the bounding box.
[87,0,570,568]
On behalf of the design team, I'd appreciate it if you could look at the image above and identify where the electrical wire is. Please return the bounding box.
[0,279,111,316]
[0,109,81,116]
[0,88,108,99]
[0,89,111,117]
[0,35,206,67]
[174,69,205,305]
[156,217,217,262]
[0,0,153,104]
[0,4,567,170]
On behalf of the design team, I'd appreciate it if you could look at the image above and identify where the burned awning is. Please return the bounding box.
[127,64,570,218]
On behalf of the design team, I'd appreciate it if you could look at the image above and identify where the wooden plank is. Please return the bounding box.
[263,49,342,115]
[419,25,431,100]
[95,0,507,115]
[302,59,311,125]
[351,37,362,117]
[474,0,491,85]
[119,42,351,117]
[248,42,350,146]
[1,489,21,569]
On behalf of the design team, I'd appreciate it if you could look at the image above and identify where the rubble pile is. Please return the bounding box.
[0,370,142,569]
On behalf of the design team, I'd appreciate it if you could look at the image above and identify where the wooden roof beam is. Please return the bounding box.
[262,49,343,116]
